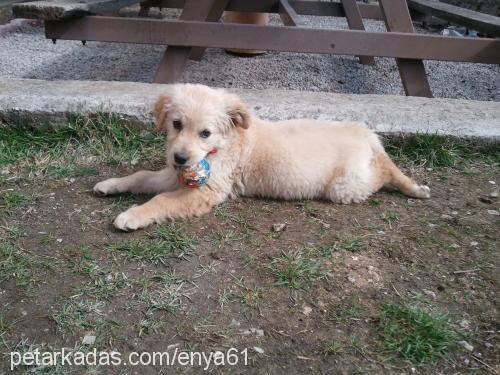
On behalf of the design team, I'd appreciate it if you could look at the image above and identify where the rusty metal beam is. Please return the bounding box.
[341,0,375,65]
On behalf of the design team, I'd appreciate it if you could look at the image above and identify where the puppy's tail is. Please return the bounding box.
[378,152,431,199]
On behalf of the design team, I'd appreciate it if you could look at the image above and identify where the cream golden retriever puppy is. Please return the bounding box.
[94,84,430,231]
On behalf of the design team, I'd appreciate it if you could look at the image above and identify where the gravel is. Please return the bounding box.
[0,11,499,101]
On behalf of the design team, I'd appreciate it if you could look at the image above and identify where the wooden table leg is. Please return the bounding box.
[341,0,375,65]
[378,0,432,97]
[154,0,227,83]
[189,0,230,61]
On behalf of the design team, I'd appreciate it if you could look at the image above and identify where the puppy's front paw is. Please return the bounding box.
[413,185,431,199]
[114,207,154,231]
[93,178,120,196]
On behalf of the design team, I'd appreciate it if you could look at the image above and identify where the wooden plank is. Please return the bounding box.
[154,0,220,83]
[12,0,140,20]
[279,0,304,26]
[143,0,384,20]
[408,0,500,37]
[188,0,229,61]
[341,0,375,65]
[45,16,500,64]
[379,0,432,97]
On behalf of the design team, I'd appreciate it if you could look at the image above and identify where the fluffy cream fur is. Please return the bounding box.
[94,84,430,231]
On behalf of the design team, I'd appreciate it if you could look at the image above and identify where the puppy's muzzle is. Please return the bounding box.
[174,153,189,166]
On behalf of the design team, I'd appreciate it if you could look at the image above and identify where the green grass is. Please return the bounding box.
[0,192,34,215]
[268,249,330,289]
[377,302,459,364]
[138,271,189,314]
[138,319,164,337]
[110,223,196,264]
[52,300,105,333]
[0,240,51,290]
[321,235,365,255]
[321,341,343,355]
[140,283,186,314]
[227,276,262,312]
[329,300,365,324]
[0,114,163,178]
[385,134,499,169]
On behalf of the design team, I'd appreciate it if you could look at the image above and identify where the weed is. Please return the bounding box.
[377,302,459,364]
[138,319,164,337]
[385,134,499,168]
[0,192,33,214]
[0,114,163,179]
[268,249,330,289]
[52,300,105,333]
[321,341,343,355]
[0,240,51,289]
[110,223,195,264]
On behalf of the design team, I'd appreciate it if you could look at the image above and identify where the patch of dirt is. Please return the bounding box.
[0,161,499,374]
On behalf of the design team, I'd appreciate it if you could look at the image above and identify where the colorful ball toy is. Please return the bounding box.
[176,158,211,188]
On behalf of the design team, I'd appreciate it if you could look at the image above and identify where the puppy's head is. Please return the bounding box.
[154,84,250,167]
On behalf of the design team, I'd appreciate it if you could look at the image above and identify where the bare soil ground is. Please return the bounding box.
[0,121,499,374]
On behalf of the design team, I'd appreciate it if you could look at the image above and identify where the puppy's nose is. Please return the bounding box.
[174,153,189,165]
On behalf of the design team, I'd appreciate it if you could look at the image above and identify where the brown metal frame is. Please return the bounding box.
[44,0,500,97]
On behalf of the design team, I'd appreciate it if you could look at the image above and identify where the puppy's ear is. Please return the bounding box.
[154,94,171,133]
[227,99,250,129]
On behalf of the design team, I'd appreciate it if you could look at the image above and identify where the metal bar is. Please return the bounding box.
[45,17,500,64]
[409,0,500,37]
[279,0,303,26]
[154,0,219,83]
[341,0,375,65]
[143,0,384,20]
[379,0,432,97]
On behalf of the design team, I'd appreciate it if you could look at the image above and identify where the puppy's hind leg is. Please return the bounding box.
[377,153,430,199]
[93,168,178,196]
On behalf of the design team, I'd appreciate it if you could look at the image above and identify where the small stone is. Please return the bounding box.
[253,346,264,354]
[470,241,479,247]
[347,275,356,283]
[459,340,474,352]
[230,319,240,327]
[82,335,96,345]
[423,289,436,299]
[377,230,385,235]
[451,211,458,216]
[488,180,496,185]
[489,190,499,198]
[272,223,286,232]
[479,197,493,204]
[167,343,180,351]
[450,243,460,249]
[459,319,470,330]
[255,329,264,337]
[487,209,499,216]
[56,238,63,243]
[302,305,312,316]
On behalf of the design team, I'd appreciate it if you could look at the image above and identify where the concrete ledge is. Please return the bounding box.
[1,78,499,138]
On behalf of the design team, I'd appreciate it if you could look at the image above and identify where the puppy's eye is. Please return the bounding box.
[200,130,211,139]
[173,120,183,130]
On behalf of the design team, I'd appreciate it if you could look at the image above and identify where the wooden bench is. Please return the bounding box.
[408,0,500,37]
[12,0,500,98]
